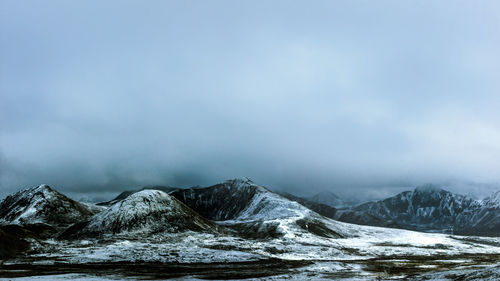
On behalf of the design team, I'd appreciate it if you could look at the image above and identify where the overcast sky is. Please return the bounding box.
[1,0,500,201]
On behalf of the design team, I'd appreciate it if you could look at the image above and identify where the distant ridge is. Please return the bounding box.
[332,184,500,236]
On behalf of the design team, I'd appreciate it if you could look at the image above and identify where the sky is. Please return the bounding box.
[1,0,500,201]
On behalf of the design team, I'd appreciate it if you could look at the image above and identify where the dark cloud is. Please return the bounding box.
[1,1,500,201]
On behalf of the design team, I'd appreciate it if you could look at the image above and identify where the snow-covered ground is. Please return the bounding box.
[3,221,500,280]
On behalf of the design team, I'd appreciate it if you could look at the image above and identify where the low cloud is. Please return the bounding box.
[1,1,500,201]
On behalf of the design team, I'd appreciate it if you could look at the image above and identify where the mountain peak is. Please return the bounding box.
[31,184,56,195]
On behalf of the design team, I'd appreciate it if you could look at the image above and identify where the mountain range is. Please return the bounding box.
[327,184,500,236]
[1,180,500,247]
[94,180,500,236]
[2,179,500,279]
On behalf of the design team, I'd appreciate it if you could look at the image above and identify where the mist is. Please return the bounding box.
[1,0,500,201]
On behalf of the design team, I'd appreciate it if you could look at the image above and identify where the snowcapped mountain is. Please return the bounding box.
[171,178,350,239]
[334,184,477,231]
[0,184,104,229]
[60,190,223,239]
[332,184,500,236]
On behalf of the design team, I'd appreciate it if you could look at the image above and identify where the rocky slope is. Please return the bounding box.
[60,190,223,239]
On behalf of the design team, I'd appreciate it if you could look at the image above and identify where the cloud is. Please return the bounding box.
[1,0,500,200]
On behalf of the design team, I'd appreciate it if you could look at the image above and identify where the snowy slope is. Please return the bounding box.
[60,190,223,239]
[0,184,104,228]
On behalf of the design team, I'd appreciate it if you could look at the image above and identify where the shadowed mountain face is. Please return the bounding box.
[170,178,261,221]
[0,185,104,229]
[60,190,223,239]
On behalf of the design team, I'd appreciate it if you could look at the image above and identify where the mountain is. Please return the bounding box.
[332,184,500,235]
[170,178,349,239]
[0,184,104,229]
[60,189,223,239]
[334,184,476,231]
[308,191,358,208]
[358,184,478,230]
[97,185,180,206]
[456,191,500,236]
